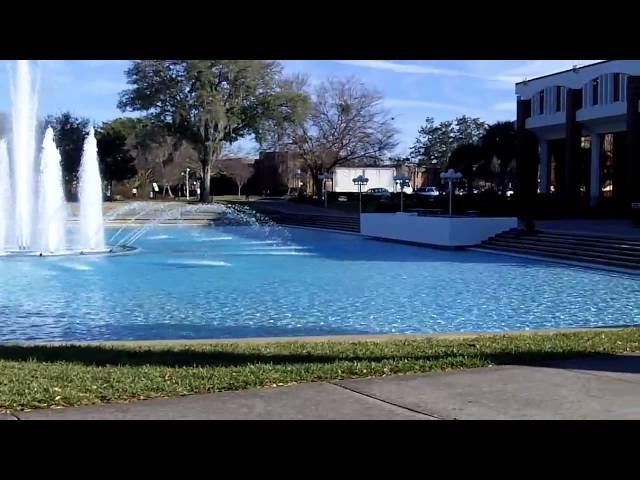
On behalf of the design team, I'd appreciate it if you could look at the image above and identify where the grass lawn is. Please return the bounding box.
[1,328,640,412]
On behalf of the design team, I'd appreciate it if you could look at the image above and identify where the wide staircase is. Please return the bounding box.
[478,229,640,270]
[259,212,360,233]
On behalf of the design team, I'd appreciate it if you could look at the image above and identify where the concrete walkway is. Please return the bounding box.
[3,354,639,420]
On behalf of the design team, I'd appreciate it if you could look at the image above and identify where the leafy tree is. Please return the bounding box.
[96,119,138,196]
[453,116,488,145]
[410,116,487,168]
[44,112,90,200]
[118,60,308,202]
[410,118,455,167]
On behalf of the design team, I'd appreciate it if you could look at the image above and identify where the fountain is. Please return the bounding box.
[0,60,108,256]
[11,60,38,250]
[37,127,67,253]
[78,127,105,251]
[0,140,11,252]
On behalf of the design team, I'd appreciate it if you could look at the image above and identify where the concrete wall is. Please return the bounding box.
[361,214,518,247]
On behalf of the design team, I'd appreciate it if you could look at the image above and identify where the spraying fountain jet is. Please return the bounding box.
[37,127,67,253]
[78,127,105,252]
[0,60,109,256]
[0,140,11,252]
[11,60,38,250]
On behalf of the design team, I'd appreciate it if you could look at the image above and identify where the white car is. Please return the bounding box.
[415,186,439,197]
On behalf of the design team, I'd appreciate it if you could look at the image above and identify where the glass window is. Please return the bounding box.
[556,86,562,112]
[592,78,599,106]
[539,90,545,114]
[613,73,621,102]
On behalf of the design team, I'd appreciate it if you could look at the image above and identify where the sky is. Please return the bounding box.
[0,60,601,156]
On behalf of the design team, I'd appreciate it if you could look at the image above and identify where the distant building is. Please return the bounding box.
[253,151,305,195]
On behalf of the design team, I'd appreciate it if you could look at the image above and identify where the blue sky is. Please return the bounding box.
[0,60,600,156]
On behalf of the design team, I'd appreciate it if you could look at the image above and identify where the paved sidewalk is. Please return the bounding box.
[4,354,640,420]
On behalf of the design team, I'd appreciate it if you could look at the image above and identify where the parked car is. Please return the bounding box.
[415,186,440,197]
[365,187,391,198]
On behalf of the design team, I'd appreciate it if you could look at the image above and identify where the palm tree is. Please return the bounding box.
[447,143,485,195]
[480,121,517,195]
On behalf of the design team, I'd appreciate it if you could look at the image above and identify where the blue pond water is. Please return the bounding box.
[0,225,638,342]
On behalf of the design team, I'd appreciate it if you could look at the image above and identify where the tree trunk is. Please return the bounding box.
[200,161,211,203]
[312,172,322,199]
[238,184,242,199]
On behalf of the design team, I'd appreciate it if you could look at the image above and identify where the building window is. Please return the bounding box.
[539,90,545,115]
[555,86,562,112]
[613,73,621,102]
[592,78,599,106]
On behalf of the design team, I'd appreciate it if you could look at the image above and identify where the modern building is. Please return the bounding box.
[253,151,304,195]
[515,60,640,210]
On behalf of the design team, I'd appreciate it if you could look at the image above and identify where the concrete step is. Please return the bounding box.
[484,239,640,265]
[502,232,640,249]
[478,244,640,270]
[490,236,640,256]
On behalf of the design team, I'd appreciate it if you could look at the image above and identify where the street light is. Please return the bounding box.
[440,169,463,216]
[352,174,369,214]
[181,167,191,201]
[393,173,411,213]
[318,172,332,208]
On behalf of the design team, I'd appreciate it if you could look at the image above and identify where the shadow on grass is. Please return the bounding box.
[0,344,627,370]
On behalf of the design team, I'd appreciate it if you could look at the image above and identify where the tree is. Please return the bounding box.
[283,77,398,196]
[0,112,9,139]
[453,116,488,145]
[516,129,540,232]
[44,112,90,200]
[217,158,254,198]
[118,60,308,203]
[410,116,487,168]
[96,119,137,196]
[447,143,486,195]
[410,117,455,167]
[479,121,518,194]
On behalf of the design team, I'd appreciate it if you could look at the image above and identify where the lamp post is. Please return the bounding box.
[352,174,369,214]
[440,169,463,216]
[181,168,191,201]
[319,172,332,208]
[393,173,411,213]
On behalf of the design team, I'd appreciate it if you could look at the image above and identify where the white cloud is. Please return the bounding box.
[335,60,474,77]
[336,59,605,87]
[499,60,603,81]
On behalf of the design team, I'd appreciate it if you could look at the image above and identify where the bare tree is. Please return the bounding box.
[217,157,254,198]
[288,77,398,195]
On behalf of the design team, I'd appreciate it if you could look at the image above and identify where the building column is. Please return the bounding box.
[626,76,640,207]
[564,88,582,201]
[538,139,549,194]
[590,133,601,206]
